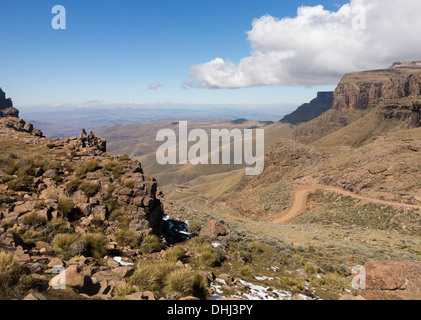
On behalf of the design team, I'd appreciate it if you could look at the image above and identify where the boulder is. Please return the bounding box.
[357,261,421,300]
[200,220,229,238]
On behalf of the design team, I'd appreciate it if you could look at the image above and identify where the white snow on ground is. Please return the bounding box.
[113,256,134,266]
[212,242,221,248]
[254,275,274,281]
[239,279,292,300]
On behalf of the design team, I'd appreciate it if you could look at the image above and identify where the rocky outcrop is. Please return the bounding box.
[0,117,43,137]
[280,91,333,125]
[333,64,421,112]
[294,62,421,143]
[357,261,421,300]
[0,88,19,118]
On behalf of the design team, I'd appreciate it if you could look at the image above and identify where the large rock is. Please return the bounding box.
[200,219,229,238]
[0,88,19,118]
[49,265,100,296]
[357,261,421,300]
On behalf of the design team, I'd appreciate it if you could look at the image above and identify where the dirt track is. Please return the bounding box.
[272,185,421,224]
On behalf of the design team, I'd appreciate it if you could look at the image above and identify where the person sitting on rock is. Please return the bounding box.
[88,131,98,147]
[80,129,87,147]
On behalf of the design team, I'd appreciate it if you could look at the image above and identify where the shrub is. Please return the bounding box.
[247,241,269,253]
[22,211,46,228]
[102,199,120,213]
[53,233,80,256]
[46,143,57,149]
[82,233,108,258]
[130,262,163,292]
[65,178,81,194]
[116,229,141,248]
[43,217,72,241]
[112,164,125,179]
[5,159,20,175]
[130,261,177,293]
[75,160,100,177]
[119,153,130,161]
[113,283,135,299]
[58,196,75,217]
[109,209,124,221]
[164,268,192,296]
[164,269,209,299]
[163,246,187,262]
[103,161,117,172]
[78,181,99,198]
[141,235,163,254]
[304,262,317,277]
[190,271,210,300]
[124,179,135,189]
[7,177,32,191]
[0,251,22,292]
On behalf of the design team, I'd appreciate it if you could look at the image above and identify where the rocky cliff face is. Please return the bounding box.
[333,62,421,112]
[280,91,333,125]
[294,62,421,143]
[0,88,19,118]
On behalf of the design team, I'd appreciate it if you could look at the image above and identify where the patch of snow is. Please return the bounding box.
[254,275,274,281]
[212,242,221,248]
[113,256,133,266]
[215,278,228,286]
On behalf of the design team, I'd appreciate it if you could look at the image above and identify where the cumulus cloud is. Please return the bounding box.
[148,82,162,90]
[186,0,421,88]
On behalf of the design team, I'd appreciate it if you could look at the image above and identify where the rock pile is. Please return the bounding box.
[0,88,19,118]
[0,119,165,299]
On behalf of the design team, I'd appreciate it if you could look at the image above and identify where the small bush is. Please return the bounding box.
[82,233,108,258]
[109,209,124,221]
[58,196,75,217]
[113,283,135,299]
[65,178,81,194]
[247,241,268,253]
[112,164,125,179]
[43,217,72,241]
[304,262,317,277]
[116,229,141,248]
[164,269,209,299]
[46,143,57,149]
[103,161,117,172]
[7,177,32,191]
[141,234,163,254]
[102,199,120,213]
[163,246,187,262]
[124,179,135,189]
[22,211,46,228]
[119,154,130,161]
[53,233,80,256]
[164,268,192,296]
[78,181,99,198]
[75,160,100,177]
[0,251,22,293]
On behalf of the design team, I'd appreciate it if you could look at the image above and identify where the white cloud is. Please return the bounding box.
[148,82,162,90]
[186,0,421,88]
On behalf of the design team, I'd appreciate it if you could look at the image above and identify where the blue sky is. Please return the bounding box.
[0,0,415,109]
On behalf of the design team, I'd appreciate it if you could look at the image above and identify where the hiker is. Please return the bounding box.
[79,129,87,147]
[88,131,97,147]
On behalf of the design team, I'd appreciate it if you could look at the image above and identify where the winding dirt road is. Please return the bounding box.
[272,185,421,224]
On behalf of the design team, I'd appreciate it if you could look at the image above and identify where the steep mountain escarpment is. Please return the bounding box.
[280,91,333,125]
[294,61,421,143]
